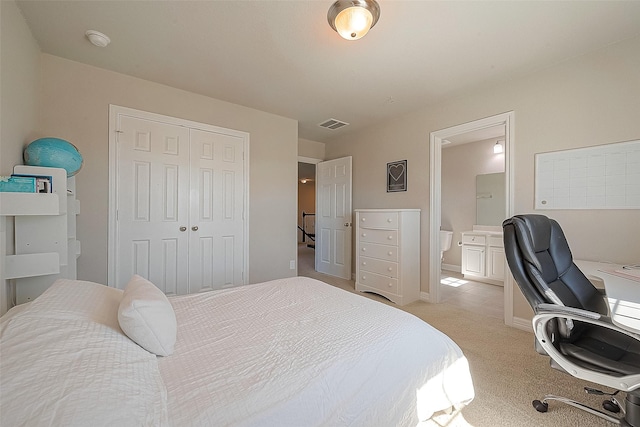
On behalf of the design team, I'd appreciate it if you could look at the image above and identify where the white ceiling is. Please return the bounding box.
[16,1,640,143]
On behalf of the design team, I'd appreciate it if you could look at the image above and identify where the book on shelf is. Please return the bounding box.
[11,174,53,193]
[0,176,37,193]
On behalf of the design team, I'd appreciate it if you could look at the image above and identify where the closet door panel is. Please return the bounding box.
[116,115,190,295]
[189,129,245,292]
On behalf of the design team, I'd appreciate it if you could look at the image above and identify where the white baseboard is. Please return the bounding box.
[420,291,430,302]
[441,264,460,273]
[511,316,533,332]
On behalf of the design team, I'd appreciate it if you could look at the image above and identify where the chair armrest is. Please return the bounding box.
[536,303,601,321]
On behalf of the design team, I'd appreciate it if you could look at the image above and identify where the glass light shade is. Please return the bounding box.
[493,142,504,154]
[334,6,374,40]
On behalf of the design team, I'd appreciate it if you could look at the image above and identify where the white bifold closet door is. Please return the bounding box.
[114,112,246,295]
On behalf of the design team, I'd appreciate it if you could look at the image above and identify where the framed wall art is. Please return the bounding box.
[387,160,407,192]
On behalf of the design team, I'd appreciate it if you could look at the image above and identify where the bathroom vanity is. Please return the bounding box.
[461,227,505,286]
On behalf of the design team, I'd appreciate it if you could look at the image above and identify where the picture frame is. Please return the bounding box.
[387,160,407,192]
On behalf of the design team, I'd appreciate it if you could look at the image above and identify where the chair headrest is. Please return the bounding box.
[508,215,552,272]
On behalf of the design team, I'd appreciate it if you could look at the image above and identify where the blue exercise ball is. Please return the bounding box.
[24,137,83,177]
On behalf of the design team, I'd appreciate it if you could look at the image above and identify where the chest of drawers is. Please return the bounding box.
[355,209,420,305]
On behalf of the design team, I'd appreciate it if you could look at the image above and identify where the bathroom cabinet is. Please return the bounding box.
[461,231,504,285]
[355,209,420,305]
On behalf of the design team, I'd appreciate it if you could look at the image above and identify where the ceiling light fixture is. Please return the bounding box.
[85,30,111,48]
[327,0,380,41]
[494,141,504,154]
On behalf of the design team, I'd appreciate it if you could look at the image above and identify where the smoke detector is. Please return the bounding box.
[85,30,111,47]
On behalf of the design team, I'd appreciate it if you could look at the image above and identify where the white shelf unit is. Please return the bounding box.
[2,166,81,304]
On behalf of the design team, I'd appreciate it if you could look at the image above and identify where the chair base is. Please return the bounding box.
[533,391,640,426]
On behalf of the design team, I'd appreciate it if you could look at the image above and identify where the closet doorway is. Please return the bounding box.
[108,106,249,295]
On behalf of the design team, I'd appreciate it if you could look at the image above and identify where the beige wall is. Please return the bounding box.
[325,35,640,321]
[38,55,299,285]
[0,0,40,175]
[298,138,325,160]
[442,138,505,268]
[0,0,42,314]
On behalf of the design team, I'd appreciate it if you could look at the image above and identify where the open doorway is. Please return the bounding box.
[429,112,515,326]
[297,160,318,276]
[440,128,506,319]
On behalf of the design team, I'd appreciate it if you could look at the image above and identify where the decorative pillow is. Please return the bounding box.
[118,275,177,356]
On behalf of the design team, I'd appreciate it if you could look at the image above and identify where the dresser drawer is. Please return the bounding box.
[358,270,399,294]
[359,256,398,278]
[359,228,398,245]
[358,242,398,262]
[462,234,485,245]
[358,212,398,229]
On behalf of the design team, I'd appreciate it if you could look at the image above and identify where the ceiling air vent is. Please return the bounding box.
[318,118,349,130]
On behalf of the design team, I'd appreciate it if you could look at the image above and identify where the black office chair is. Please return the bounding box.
[502,214,640,426]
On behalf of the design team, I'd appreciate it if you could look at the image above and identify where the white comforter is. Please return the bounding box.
[0,280,168,427]
[0,277,474,427]
[160,277,474,427]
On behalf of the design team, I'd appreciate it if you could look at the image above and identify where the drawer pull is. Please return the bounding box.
[388,283,393,287]
[362,248,366,252]
[362,261,367,266]
[388,267,392,271]
[388,235,393,240]
[361,218,366,222]
[362,233,366,237]
[387,218,392,223]
[362,275,366,280]
[388,251,393,255]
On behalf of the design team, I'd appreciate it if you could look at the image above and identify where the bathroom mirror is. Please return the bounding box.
[476,172,506,226]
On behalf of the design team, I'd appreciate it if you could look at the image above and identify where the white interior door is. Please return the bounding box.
[315,156,352,279]
[189,128,245,292]
[116,115,190,295]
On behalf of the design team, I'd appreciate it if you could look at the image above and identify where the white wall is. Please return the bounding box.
[0,0,41,314]
[38,55,299,286]
[325,35,640,321]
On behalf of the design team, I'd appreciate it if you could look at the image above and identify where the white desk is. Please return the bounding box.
[575,260,640,334]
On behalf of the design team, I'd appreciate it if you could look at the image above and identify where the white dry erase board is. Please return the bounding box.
[535,139,640,210]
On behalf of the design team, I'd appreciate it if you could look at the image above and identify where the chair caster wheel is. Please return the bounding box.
[603,399,621,413]
[533,400,549,413]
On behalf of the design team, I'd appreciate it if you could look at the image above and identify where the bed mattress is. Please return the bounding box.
[160,277,474,426]
[0,276,474,426]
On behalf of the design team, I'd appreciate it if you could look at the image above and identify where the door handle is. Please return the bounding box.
[344,222,352,227]
[192,226,199,231]
[179,226,187,232]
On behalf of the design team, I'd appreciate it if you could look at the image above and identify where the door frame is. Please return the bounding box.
[429,111,515,326]
[107,105,250,288]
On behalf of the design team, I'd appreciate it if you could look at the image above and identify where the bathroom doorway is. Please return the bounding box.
[440,130,506,319]
[429,112,515,326]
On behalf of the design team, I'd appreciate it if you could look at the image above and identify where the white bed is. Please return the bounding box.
[0,276,474,426]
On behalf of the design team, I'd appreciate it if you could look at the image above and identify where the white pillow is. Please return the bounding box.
[118,275,177,356]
